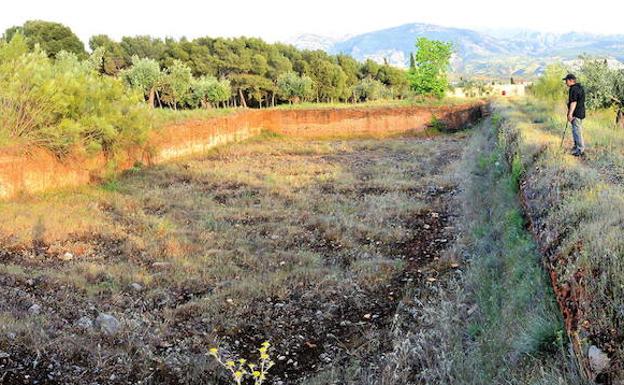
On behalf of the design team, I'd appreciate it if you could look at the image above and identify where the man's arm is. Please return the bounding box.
[568,101,577,122]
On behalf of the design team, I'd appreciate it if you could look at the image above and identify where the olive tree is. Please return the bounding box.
[159,60,192,109]
[121,56,162,107]
[579,58,624,128]
[353,78,387,102]
[191,76,231,108]
[276,72,313,104]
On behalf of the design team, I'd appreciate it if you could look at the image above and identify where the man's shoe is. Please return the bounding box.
[571,150,585,157]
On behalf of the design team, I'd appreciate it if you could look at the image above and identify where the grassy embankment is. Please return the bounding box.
[377,103,580,385]
[495,97,624,382]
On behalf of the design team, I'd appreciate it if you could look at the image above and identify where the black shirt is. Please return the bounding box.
[568,83,586,119]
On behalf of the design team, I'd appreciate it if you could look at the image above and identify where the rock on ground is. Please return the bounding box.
[95,313,121,336]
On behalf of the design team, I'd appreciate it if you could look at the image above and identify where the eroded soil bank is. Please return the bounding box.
[0,102,486,200]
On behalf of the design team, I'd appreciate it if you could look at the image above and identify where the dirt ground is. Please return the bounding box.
[0,130,467,384]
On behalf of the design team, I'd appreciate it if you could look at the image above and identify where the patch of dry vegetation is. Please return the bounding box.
[0,130,466,384]
[350,112,578,385]
[499,98,624,383]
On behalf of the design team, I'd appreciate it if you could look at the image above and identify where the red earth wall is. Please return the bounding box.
[0,102,487,199]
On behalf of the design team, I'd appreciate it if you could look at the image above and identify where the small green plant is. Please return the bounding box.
[209,341,275,385]
[429,115,447,131]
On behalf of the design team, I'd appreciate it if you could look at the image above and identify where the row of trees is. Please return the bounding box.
[532,58,624,128]
[98,36,413,108]
[2,20,453,110]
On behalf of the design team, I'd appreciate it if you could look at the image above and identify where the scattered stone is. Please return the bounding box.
[129,283,143,292]
[426,277,437,283]
[226,298,234,304]
[6,332,16,340]
[28,304,42,316]
[451,263,460,268]
[0,352,9,359]
[59,252,74,261]
[278,355,287,361]
[363,313,372,320]
[423,224,431,229]
[76,316,94,330]
[151,262,172,269]
[95,313,121,336]
[588,345,610,374]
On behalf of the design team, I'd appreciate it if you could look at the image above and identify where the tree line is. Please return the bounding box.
[2,20,432,110]
[0,20,454,155]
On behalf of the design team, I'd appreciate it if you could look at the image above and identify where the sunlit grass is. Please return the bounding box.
[499,97,624,380]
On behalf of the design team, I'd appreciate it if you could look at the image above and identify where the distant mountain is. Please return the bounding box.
[288,23,624,78]
[285,34,343,52]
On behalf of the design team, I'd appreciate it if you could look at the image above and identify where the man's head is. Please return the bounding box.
[563,73,577,87]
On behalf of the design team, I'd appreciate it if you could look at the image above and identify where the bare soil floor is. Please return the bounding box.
[0,130,467,384]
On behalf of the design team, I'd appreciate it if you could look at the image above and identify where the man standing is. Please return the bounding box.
[563,74,586,156]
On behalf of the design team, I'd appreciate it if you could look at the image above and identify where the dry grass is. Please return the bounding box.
[355,112,578,385]
[0,129,468,384]
[498,97,624,382]
[297,113,578,385]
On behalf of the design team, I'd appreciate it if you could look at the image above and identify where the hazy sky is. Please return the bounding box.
[2,0,624,44]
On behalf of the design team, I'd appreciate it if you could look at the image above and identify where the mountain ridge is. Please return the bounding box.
[287,22,624,78]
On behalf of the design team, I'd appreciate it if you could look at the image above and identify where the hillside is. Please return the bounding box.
[289,23,624,78]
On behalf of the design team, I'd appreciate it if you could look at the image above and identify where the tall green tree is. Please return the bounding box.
[377,64,409,98]
[120,36,166,64]
[89,34,126,75]
[337,54,359,101]
[360,59,381,80]
[408,37,453,98]
[3,20,85,58]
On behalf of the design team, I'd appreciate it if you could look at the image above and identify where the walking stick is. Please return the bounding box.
[560,120,569,150]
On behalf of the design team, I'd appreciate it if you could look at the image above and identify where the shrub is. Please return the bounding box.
[0,35,151,155]
[530,63,568,102]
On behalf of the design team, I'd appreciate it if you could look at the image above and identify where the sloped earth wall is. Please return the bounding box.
[0,102,486,200]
